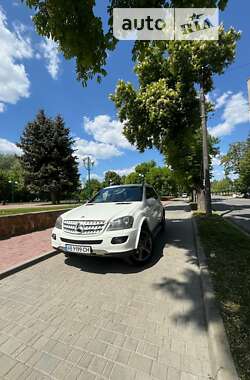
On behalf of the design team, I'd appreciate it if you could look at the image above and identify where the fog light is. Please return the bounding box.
[111,236,128,244]
[52,233,56,240]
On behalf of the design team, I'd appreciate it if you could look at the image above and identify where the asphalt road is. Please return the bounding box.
[0,200,211,379]
[212,196,250,234]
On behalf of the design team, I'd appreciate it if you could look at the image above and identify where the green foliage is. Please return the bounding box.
[125,160,177,195]
[0,154,18,171]
[125,172,142,184]
[134,160,156,176]
[103,171,121,187]
[111,27,236,192]
[144,166,177,195]
[23,0,229,85]
[238,137,250,195]
[80,178,102,201]
[18,110,80,203]
[221,140,248,176]
[0,170,9,202]
[221,135,250,195]
[0,154,31,202]
[211,177,234,193]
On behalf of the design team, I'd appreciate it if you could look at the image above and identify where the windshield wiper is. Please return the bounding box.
[116,202,132,204]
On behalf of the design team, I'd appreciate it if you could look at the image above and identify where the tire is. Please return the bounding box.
[130,226,153,265]
[160,209,166,230]
[64,252,73,258]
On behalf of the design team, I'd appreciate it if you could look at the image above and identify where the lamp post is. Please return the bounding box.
[83,156,94,199]
[138,173,145,184]
[8,180,18,203]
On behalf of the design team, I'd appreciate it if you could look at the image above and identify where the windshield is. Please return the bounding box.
[90,186,143,203]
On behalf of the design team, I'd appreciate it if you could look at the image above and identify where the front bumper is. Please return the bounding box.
[51,227,138,257]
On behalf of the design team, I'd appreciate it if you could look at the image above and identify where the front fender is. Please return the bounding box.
[135,217,149,249]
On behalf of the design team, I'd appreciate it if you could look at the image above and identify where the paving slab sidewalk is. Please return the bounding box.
[0,200,212,379]
[0,229,53,272]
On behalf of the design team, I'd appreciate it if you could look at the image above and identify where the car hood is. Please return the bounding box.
[62,202,141,222]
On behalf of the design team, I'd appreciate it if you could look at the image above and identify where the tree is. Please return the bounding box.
[221,141,248,176]
[123,161,178,195]
[18,110,80,203]
[23,0,228,85]
[125,172,142,184]
[103,171,121,187]
[135,160,156,177]
[239,143,250,196]
[0,154,18,171]
[0,170,9,203]
[0,154,32,202]
[144,166,177,195]
[81,179,102,201]
[111,26,239,211]
[211,178,233,193]
[221,136,250,196]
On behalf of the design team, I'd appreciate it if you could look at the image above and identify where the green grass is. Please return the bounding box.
[196,214,250,380]
[0,204,79,216]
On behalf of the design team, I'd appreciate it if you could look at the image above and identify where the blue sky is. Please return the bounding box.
[0,1,249,183]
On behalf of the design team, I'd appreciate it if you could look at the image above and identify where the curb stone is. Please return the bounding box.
[192,216,239,380]
[0,250,60,280]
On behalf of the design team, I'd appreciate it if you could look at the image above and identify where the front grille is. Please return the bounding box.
[61,238,103,244]
[63,220,105,235]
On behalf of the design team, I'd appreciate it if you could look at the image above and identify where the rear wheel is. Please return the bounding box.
[130,226,153,265]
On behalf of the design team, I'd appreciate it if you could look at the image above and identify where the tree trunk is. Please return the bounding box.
[197,188,206,213]
[51,191,57,204]
[191,189,197,203]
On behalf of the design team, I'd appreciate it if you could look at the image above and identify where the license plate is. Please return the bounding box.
[65,244,92,255]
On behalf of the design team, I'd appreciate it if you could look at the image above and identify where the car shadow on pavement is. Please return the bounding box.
[64,226,168,275]
[164,203,190,212]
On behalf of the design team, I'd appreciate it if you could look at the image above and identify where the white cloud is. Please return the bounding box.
[91,173,104,181]
[108,165,136,177]
[212,156,221,167]
[74,138,122,164]
[0,138,22,155]
[212,167,224,180]
[212,153,225,180]
[214,91,232,110]
[39,37,60,80]
[83,115,134,150]
[0,8,33,109]
[209,92,249,137]
[0,102,5,112]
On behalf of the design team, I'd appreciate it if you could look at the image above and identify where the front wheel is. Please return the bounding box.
[160,209,166,230]
[130,227,153,265]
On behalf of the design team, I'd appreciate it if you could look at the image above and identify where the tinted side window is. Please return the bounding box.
[146,187,158,200]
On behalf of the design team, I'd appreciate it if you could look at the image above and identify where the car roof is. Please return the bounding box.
[103,184,151,190]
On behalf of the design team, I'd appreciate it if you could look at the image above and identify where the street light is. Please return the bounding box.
[138,173,145,184]
[8,180,18,203]
[83,156,94,199]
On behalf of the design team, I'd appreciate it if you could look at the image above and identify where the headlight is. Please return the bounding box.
[107,216,134,231]
[55,216,62,229]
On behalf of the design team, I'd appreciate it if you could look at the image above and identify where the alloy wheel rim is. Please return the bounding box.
[136,231,152,262]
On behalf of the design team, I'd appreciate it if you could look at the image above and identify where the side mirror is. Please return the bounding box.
[147,198,155,206]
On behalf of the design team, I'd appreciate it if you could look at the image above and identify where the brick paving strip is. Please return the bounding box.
[0,201,212,380]
[0,229,54,273]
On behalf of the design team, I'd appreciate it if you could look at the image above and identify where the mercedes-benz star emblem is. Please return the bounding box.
[76,222,85,233]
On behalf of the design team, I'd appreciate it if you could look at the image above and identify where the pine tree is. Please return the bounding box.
[18,110,80,203]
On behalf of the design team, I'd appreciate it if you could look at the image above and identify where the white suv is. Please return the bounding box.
[51,184,165,264]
